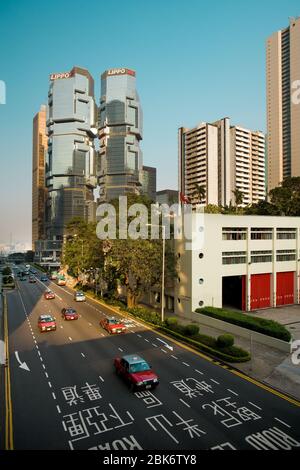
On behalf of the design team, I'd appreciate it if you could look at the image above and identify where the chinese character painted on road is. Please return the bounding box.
[81,383,102,401]
[172,411,206,439]
[61,386,84,406]
[171,378,214,398]
[146,414,179,444]
[134,390,163,408]
[202,397,261,429]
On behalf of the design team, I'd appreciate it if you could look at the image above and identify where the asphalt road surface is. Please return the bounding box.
[4,269,300,450]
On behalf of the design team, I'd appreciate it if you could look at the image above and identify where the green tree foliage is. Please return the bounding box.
[269,177,300,216]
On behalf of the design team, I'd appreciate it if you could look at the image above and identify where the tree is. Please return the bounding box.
[244,200,280,216]
[269,177,300,216]
[204,204,223,214]
[232,189,244,210]
[193,184,206,204]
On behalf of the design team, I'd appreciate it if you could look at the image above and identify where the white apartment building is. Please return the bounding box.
[175,213,300,318]
[179,118,266,208]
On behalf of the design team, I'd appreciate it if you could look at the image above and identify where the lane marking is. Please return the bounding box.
[68,337,73,341]
[171,355,178,360]
[195,369,204,375]
[81,353,86,358]
[56,405,61,414]
[248,401,262,411]
[227,388,239,396]
[180,399,191,408]
[45,372,49,378]
[48,382,52,388]
[99,376,104,383]
[127,412,134,421]
[274,418,291,428]
[145,339,150,343]
[161,349,167,354]
[152,343,158,348]
[118,348,123,352]
[182,362,190,367]
[211,379,220,385]
[52,392,57,400]
[137,334,142,338]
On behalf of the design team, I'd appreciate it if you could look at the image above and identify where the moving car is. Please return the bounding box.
[61,308,78,321]
[38,314,56,332]
[41,275,48,282]
[50,272,57,280]
[74,291,86,302]
[29,276,36,283]
[44,290,55,300]
[100,316,126,334]
[57,277,66,286]
[114,354,159,391]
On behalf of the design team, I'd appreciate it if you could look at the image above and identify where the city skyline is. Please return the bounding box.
[0,0,299,248]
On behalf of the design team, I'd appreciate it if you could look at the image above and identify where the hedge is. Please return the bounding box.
[119,305,250,363]
[196,307,291,342]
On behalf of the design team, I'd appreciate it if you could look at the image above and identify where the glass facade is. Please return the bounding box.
[45,67,97,239]
[98,69,143,201]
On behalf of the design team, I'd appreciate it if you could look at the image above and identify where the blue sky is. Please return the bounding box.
[0,0,299,248]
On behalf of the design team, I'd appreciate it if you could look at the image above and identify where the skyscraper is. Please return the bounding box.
[179,118,265,208]
[32,105,47,249]
[45,66,97,240]
[140,166,157,202]
[98,68,143,202]
[267,17,300,190]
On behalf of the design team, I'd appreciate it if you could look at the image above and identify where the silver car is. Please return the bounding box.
[74,291,86,302]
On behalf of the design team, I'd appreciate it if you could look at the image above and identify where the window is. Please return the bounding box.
[251,228,273,240]
[276,250,296,262]
[251,250,272,263]
[222,227,247,241]
[222,251,247,265]
[276,228,297,240]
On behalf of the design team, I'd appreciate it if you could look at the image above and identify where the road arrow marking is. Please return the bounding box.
[156,338,173,351]
[15,351,30,371]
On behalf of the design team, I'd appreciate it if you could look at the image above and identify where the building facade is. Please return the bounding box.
[45,66,97,240]
[175,213,300,318]
[98,68,143,202]
[32,105,47,249]
[267,17,300,191]
[179,118,266,208]
[140,166,157,201]
[156,189,179,205]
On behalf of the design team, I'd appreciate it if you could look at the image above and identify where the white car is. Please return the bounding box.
[74,291,86,302]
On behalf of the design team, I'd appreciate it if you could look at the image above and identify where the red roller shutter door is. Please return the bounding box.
[276,272,294,306]
[251,274,271,310]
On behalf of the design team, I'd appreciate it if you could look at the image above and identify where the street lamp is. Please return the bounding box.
[146,223,166,323]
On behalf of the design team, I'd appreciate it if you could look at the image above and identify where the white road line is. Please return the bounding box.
[227,388,239,396]
[81,353,85,358]
[37,351,41,357]
[182,362,190,367]
[195,369,204,375]
[56,405,61,414]
[68,337,72,341]
[118,348,123,352]
[145,339,150,343]
[48,381,52,388]
[99,376,104,383]
[152,343,158,348]
[180,399,191,408]
[211,379,220,385]
[35,344,39,350]
[40,357,43,362]
[248,401,262,411]
[161,349,167,354]
[171,355,178,360]
[137,334,142,338]
[45,372,49,378]
[69,441,74,450]
[127,412,134,421]
[52,392,57,400]
[42,364,46,370]
[274,418,291,428]
[62,421,67,431]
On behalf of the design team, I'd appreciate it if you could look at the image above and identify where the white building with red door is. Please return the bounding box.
[175,213,300,316]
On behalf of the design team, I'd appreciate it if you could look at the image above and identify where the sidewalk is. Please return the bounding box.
[164,310,300,401]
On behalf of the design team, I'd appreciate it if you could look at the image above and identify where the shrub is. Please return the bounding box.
[196,307,291,342]
[184,324,200,337]
[2,267,11,276]
[217,334,234,348]
[164,317,178,328]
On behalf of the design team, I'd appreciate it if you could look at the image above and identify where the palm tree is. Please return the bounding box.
[232,189,244,212]
[193,184,206,205]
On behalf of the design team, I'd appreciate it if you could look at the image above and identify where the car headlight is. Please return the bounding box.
[112,329,116,333]
[136,381,143,386]
[153,378,158,383]
[42,327,45,330]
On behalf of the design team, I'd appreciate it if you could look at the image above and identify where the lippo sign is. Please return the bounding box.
[50,71,73,80]
[106,68,135,77]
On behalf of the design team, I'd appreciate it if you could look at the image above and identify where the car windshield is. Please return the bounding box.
[108,319,118,324]
[66,309,75,314]
[129,362,150,373]
[39,316,54,323]
[76,292,84,296]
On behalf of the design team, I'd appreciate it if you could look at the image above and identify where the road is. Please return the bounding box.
[3,269,300,450]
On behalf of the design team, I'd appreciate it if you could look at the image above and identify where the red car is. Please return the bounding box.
[114,354,159,391]
[61,308,78,321]
[38,314,56,332]
[100,316,126,334]
[44,290,55,300]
